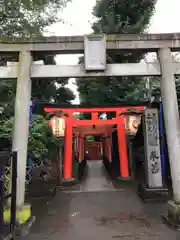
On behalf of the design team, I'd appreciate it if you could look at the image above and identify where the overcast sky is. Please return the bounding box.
[49,0,180,104]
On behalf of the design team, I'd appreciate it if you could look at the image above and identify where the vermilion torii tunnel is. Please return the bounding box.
[43,104,145,181]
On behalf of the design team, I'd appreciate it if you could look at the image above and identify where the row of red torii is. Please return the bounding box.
[45,105,145,179]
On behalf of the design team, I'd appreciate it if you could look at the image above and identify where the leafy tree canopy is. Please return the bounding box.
[1,0,70,37]
[0,0,75,117]
[0,0,75,161]
[92,0,156,34]
[77,0,158,117]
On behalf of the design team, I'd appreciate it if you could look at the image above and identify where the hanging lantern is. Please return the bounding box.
[49,111,66,137]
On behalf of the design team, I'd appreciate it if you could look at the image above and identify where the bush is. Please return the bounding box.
[0,114,54,160]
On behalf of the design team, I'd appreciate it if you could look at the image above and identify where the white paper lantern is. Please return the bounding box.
[50,116,65,137]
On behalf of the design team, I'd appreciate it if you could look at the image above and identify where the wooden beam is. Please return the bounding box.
[72,119,117,126]
[44,106,145,113]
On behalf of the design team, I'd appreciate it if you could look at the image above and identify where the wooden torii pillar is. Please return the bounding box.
[117,114,129,178]
[64,115,73,179]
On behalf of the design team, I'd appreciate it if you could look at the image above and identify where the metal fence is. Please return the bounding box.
[0,151,17,237]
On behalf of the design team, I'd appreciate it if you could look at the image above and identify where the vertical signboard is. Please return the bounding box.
[143,108,163,188]
[84,35,106,71]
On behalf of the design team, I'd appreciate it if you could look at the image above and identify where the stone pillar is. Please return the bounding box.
[143,108,163,188]
[12,51,32,208]
[158,48,180,227]
[158,48,180,203]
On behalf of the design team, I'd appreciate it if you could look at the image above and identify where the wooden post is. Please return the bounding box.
[64,116,73,179]
[117,115,129,178]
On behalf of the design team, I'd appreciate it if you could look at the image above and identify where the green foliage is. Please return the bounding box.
[0,117,13,141]
[53,86,75,104]
[1,0,70,37]
[76,113,87,120]
[92,0,156,34]
[28,115,53,159]
[0,80,16,118]
[0,0,75,116]
[77,0,157,114]
[0,0,74,164]
[0,114,54,160]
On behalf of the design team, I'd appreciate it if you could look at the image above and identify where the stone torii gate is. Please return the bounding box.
[1,33,180,225]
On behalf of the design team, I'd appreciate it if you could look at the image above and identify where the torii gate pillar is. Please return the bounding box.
[158,48,180,225]
[7,51,32,225]
[117,115,129,179]
[12,51,32,207]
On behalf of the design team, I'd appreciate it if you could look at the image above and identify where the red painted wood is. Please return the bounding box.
[117,115,129,178]
[44,106,145,114]
[45,105,145,179]
[86,142,102,160]
[73,119,117,126]
[104,136,111,161]
[64,116,73,179]
[91,112,98,120]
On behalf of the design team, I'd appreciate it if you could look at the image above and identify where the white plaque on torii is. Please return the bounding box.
[84,35,106,71]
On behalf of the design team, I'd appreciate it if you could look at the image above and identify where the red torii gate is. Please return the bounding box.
[44,105,145,180]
